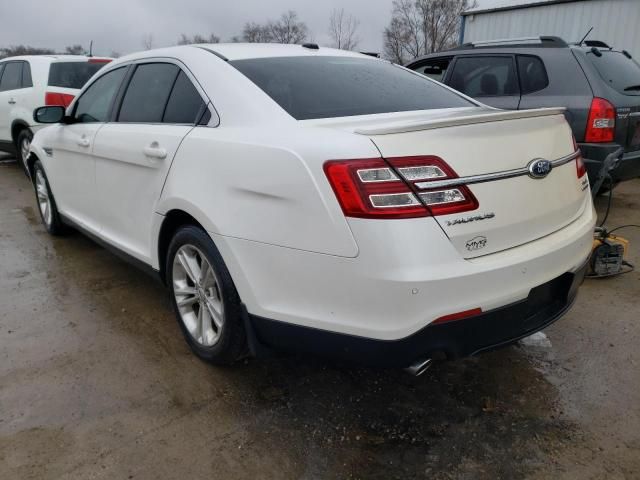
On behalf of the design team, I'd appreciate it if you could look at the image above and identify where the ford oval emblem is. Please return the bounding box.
[527,159,552,179]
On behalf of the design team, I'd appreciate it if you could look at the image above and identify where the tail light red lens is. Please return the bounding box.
[585,97,615,143]
[324,158,428,219]
[88,58,112,64]
[324,156,478,219]
[572,136,587,178]
[45,92,75,107]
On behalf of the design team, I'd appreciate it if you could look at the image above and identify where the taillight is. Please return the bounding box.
[45,92,75,107]
[324,156,478,219]
[324,158,428,219]
[388,156,479,216]
[585,97,615,143]
[573,136,587,178]
[88,58,112,64]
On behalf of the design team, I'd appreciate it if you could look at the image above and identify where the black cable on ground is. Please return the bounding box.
[598,175,614,228]
[607,224,640,235]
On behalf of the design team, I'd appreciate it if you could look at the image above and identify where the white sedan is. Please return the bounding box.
[28,43,595,374]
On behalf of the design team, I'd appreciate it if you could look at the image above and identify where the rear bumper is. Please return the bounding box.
[614,149,640,181]
[212,192,594,342]
[580,142,640,183]
[250,260,587,367]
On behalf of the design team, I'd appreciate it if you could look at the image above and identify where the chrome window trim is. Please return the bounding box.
[414,150,580,190]
[72,56,220,127]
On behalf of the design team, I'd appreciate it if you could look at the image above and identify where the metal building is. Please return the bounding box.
[461,0,640,55]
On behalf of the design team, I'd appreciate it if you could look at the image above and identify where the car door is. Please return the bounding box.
[0,62,8,143]
[445,55,521,109]
[45,66,128,232]
[0,61,24,142]
[92,61,208,263]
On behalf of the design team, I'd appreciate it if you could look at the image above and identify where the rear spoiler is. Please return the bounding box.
[354,107,566,135]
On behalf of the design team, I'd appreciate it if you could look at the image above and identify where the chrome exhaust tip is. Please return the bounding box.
[405,358,433,377]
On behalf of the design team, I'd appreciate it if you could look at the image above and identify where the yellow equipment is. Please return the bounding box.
[589,229,632,278]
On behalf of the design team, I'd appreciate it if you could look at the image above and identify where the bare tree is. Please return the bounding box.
[328,8,360,50]
[383,0,475,63]
[268,11,308,44]
[0,45,55,59]
[142,33,154,50]
[65,44,85,55]
[176,33,219,45]
[383,17,409,64]
[242,22,273,43]
[240,11,308,44]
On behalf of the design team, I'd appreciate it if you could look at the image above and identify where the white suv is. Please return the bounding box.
[28,44,595,373]
[0,55,111,173]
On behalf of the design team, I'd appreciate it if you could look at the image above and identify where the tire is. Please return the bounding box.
[32,160,66,235]
[17,129,33,177]
[166,226,247,365]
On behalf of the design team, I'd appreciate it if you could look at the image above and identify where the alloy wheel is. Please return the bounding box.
[20,136,31,169]
[35,170,52,227]
[172,244,225,347]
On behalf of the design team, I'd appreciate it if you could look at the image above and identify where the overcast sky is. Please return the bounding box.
[0,0,403,56]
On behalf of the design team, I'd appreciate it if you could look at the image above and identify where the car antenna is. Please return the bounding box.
[578,27,593,46]
[89,40,93,57]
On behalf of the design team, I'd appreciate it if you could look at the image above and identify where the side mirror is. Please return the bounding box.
[33,106,66,124]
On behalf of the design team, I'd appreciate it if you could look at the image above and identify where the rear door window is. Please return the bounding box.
[412,58,452,82]
[118,63,179,123]
[0,62,23,92]
[586,50,640,96]
[162,71,205,124]
[48,62,108,89]
[516,55,548,94]
[448,56,519,97]
[22,62,33,88]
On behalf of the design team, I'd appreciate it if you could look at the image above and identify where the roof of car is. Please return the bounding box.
[406,36,623,66]
[0,55,112,63]
[208,43,370,60]
[114,43,373,64]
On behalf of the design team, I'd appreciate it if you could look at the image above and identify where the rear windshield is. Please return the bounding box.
[231,56,473,120]
[587,51,640,96]
[48,62,108,89]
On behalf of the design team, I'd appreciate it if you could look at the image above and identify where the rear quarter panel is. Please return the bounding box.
[156,124,382,258]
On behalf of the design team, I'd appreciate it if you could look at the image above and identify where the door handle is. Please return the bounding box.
[77,137,90,147]
[8,99,16,105]
[143,142,167,160]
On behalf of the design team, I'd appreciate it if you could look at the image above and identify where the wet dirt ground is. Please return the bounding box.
[0,155,639,479]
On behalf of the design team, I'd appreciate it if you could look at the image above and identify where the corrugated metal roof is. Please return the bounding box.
[464,0,584,15]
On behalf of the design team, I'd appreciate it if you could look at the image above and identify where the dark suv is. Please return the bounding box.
[406,36,640,188]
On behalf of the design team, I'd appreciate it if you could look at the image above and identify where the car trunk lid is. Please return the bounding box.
[315,107,588,258]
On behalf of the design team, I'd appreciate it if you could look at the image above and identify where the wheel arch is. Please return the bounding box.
[11,119,31,146]
[157,209,208,284]
[26,152,40,179]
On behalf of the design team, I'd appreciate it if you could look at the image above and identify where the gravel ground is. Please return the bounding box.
[1,156,638,479]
